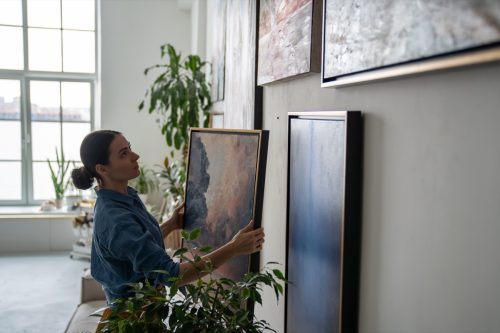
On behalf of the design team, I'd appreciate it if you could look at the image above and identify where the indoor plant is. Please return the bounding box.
[139,44,212,213]
[95,229,287,333]
[47,147,71,208]
[129,164,158,204]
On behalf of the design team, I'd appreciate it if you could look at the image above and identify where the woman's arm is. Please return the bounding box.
[178,220,265,286]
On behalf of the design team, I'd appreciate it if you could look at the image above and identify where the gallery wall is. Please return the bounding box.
[100,0,191,168]
[203,2,500,333]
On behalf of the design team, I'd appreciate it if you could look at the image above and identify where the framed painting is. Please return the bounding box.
[286,111,362,333]
[322,0,500,87]
[257,0,322,85]
[183,128,269,282]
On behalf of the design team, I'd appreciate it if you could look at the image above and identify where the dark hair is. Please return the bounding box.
[71,130,121,190]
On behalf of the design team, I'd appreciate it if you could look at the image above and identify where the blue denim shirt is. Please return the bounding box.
[90,186,179,304]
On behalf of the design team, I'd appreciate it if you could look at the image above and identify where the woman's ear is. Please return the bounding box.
[95,164,107,178]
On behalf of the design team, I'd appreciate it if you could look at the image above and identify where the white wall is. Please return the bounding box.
[257,65,500,333]
[100,0,191,168]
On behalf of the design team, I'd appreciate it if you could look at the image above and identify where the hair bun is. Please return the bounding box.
[71,166,94,190]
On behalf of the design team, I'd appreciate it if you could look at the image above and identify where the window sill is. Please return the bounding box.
[0,206,79,219]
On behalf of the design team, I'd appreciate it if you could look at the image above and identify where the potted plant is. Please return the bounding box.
[95,229,287,332]
[129,164,159,204]
[47,147,71,208]
[139,44,212,214]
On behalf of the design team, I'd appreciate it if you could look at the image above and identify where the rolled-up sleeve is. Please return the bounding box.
[104,210,179,286]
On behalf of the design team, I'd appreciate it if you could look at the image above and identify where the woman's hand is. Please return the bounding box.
[229,220,265,256]
[160,202,185,237]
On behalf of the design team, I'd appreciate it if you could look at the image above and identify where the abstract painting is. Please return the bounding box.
[210,0,226,102]
[224,0,261,129]
[184,129,268,281]
[322,0,500,86]
[257,0,322,85]
[286,111,362,333]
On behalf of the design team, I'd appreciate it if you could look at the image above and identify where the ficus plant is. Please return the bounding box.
[129,164,158,195]
[138,44,212,211]
[94,229,287,333]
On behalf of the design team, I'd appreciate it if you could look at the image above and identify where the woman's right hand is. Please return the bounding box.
[230,220,265,256]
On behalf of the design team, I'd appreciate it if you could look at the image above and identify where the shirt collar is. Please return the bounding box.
[95,186,138,205]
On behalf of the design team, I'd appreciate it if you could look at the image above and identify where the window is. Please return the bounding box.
[0,0,97,205]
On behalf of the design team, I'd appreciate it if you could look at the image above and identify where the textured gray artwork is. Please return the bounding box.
[210,0,226,102]
[258,0,318,85]
[224,0,257,129]
[323,0,500,80]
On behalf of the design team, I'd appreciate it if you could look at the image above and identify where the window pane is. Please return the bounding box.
[62,82,91,122]
[63,30,95,73]
[0,0,22,26]
[0,26,23,70]
[28,28,62,71]
[62,0,95,30]
[0,79,21,120]
[0,162,22,200]
[30,80,60,121]
[0,121,21,159]
[62,122,90,161]
[33,161,57,200]
[27,0,61,28]
[31,122,61,161]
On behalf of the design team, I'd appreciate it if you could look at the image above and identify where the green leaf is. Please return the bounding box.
[189,228,201,241]
[273,269,286,281]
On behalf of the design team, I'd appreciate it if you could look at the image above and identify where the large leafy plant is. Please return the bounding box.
[47,147,71,201]
[95,229,287,333]
[139,44,212,211]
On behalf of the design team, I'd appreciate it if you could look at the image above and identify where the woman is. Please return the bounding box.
[71,130,265,305]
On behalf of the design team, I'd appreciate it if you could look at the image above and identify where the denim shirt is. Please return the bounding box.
[90,186,179,304]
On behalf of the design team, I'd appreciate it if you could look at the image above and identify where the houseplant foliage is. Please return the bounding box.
[95,229,287,333]
[138,44,212,211]
[47,146,71,205]
[129,164,158,195]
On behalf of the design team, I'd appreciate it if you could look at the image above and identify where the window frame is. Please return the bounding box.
[0,0,98,206]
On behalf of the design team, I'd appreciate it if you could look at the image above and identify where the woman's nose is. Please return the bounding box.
[133,152,140,160]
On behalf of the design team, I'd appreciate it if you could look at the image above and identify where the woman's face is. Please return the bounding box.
[97,134,140,182]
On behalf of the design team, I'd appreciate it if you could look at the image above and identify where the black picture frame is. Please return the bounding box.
[285,111,363,333]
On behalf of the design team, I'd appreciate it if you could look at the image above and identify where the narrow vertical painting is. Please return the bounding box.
[211,0,226,102]
[286,111,362,333]
[258,0,322,85]
[184,129,268,281]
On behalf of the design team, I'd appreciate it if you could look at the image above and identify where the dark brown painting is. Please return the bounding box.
[258,0,322,85]
[184,129,268,281]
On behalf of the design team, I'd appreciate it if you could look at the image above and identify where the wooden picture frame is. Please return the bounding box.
[183,128,269,284]
[321,0,500,87]
[285,111,362,333]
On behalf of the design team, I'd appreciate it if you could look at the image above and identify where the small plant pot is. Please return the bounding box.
[55,199,64,209]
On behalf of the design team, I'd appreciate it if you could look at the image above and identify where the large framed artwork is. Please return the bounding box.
[322,0,500,87]
[257,0,322,85]
[286,111,362,333]
[183,128,269,282]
